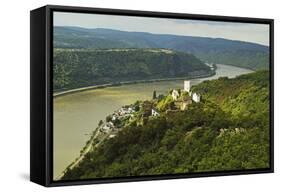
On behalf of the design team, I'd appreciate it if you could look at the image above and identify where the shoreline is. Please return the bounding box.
[54,64,255,179]
[217,63,257,71]
[53,71,216,98]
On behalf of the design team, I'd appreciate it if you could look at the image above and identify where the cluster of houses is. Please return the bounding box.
[100,121,115,132]
[99,105,136,137]
[112,106,135,121]
[99,80,202,132]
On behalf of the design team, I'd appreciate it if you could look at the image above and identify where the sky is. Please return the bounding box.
[54,11,270,46]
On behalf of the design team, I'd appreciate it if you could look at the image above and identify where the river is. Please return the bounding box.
[53,64,253,178]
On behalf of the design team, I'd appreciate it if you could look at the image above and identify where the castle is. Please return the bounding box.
[184,80,200,103]
[171,80,201,104]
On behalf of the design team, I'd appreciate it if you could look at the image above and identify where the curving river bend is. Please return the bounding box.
[53,64,253,178]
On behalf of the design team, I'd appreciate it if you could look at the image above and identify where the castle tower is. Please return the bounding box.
[184,80,191,92]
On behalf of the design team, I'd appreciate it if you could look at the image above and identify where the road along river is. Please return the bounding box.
[53,64,253,178]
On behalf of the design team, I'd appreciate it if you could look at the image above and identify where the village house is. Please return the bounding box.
[192,92,201,103]
[171,89,180,100]
[109,134,116,139]
[151,108,160,117]
[100,121,115,133]
[112,115,117,121]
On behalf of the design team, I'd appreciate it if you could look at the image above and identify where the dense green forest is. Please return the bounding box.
[54,26,269,70]
[61,70,270,180]
[53,48,212,90]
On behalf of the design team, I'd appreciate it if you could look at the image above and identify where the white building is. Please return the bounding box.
[192,93,201,103]
[151,108,160,117]
[102,121,115,131]
[112,115,117,121]
[184,80,191,92]
[109,134,116,139]
[171,89,180,100]
[108,121,114,127]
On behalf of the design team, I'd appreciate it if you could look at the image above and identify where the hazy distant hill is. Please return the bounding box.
[54,48,212,90]
[54,26,269,70]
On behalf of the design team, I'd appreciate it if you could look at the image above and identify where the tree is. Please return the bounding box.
[153,90,157,99]
[106,115,112,122]
[98,120,103,126]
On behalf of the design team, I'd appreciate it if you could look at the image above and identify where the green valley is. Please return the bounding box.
[60,70,270,180]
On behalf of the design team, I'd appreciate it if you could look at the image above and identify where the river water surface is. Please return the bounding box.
[53,64,253,178]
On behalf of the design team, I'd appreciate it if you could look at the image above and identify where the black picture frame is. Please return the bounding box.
[30,4,274,187]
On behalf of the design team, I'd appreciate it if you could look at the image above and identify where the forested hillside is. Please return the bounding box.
[61,71,270,180]
[54,26,269,70]
[53,48,212,90]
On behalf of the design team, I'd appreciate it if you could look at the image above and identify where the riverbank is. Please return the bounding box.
[54,71,216,98]
[53,63,254,178]
[217,63,257,71]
